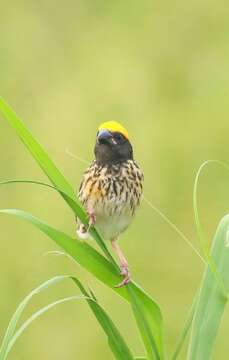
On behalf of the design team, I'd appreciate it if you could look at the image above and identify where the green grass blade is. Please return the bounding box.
[128,286,162,360]
[0,275,71,360]
[187,214,229,359]
[0,208,164,358]
[72,277,134,360]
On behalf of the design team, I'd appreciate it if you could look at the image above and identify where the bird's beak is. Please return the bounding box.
[97,129,116,145]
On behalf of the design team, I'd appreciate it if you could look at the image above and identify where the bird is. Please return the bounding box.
[77,121,144,287]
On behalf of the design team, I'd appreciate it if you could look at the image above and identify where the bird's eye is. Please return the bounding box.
[114,133,123,141]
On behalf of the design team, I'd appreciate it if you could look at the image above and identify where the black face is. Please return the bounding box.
[94,129,133,166]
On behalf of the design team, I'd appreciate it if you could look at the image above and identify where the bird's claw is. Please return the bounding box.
[115,265,131,288]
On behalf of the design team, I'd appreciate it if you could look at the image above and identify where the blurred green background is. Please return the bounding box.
[1,1,229,359]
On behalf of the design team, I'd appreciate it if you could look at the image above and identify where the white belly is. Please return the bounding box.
[96,213,132,240]
[94,198,133,240]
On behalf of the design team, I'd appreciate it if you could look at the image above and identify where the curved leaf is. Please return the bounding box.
[128,286,161,360]
[72,277,134,360]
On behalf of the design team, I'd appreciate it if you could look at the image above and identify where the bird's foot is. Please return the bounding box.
[87,208,96,227]
[115,264,131,288]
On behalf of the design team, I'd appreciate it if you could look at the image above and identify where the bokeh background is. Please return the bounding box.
[1,1,229,359]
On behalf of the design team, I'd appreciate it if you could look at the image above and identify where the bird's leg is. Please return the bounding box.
[87,206,96,227]
[111,239,130,287]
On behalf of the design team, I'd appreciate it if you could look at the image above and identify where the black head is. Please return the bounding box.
[94,129,133,166]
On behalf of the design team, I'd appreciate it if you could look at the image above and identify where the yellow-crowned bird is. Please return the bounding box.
[77,121,143,287]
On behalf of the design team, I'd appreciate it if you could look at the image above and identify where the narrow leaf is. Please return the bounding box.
[187,215,229,359]
[72,277,134,360]
[128,286,162,360]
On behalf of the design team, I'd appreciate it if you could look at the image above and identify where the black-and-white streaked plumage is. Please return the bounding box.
[77,159,143,240]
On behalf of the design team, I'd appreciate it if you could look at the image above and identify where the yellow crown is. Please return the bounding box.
[98,121,129,140]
